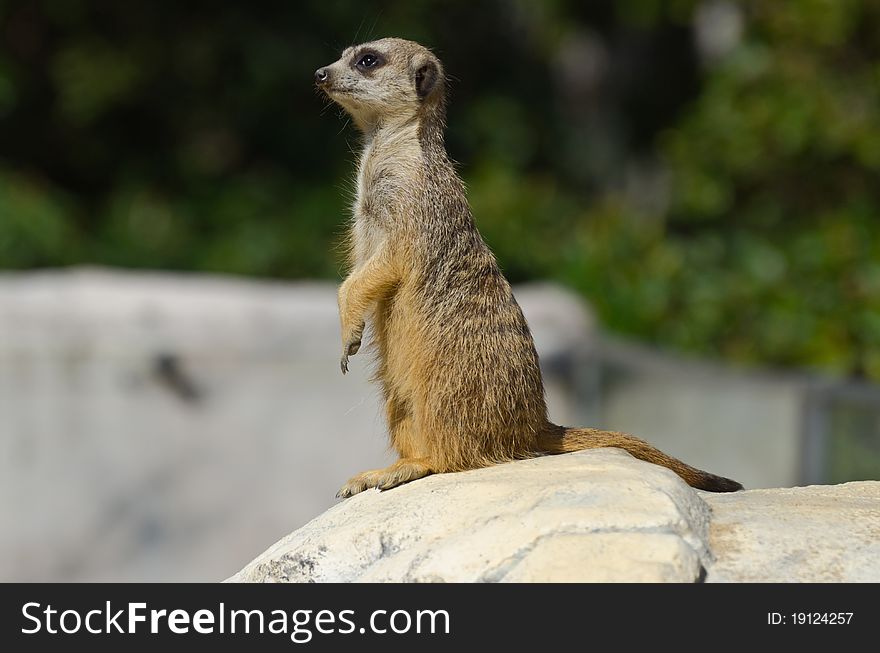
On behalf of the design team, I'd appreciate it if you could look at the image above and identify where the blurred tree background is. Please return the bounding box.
[1,0,879,380]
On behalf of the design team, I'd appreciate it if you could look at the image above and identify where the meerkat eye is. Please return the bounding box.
[357,53,379,68]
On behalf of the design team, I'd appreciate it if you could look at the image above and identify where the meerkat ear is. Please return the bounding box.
[414,61,439,99]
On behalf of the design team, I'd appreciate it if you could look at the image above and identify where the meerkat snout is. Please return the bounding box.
[314,67,330,85]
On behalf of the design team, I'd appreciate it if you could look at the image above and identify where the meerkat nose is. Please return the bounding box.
[315,68,330,85]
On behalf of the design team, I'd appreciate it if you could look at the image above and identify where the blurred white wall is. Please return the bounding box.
[589,340,804,490]
[0,269,597,581]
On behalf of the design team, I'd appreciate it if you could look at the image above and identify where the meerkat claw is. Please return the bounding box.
[340,336,360,375]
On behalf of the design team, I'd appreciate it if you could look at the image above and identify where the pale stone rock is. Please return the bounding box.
[499,533,703,583]
[703,482,880,582]
[230,452,880,583]
[228,449,713,583]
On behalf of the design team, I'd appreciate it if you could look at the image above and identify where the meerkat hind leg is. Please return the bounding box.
[336,458,433,498]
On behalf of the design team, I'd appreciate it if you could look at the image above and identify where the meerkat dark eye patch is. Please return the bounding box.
[414,62,438,99]
[354,51,384,72]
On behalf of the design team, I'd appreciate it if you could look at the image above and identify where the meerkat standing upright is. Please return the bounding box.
[315,38,742,497]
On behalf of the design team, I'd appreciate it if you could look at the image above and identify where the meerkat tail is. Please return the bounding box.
[538,425,743,493]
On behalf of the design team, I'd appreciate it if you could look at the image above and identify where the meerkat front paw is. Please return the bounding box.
[340,324,364,375]
[340,338,361,374]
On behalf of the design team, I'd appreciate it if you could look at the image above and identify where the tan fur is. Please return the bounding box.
[316,38,742,497]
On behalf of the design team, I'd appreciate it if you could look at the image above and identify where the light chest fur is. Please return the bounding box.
[350,120,422,269]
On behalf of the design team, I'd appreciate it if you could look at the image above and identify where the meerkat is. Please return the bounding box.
[315,38,743,497]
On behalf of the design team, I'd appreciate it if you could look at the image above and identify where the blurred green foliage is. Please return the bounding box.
[1,0,879,380]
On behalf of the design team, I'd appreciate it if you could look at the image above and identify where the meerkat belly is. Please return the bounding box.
[381,279,546,466]
[374,285,430,400]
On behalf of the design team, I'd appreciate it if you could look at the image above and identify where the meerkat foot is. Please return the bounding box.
[375,458,433,490]
[336,459,433,498]
[336,467,386,498]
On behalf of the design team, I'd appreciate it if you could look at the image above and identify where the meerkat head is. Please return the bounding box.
[315,37,445,132]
